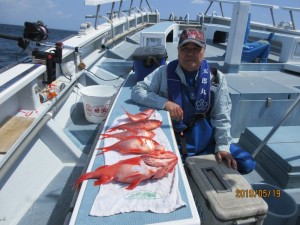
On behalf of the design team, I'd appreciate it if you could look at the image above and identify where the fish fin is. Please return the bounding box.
[119,149,147,154]
[126,179,143,190]
[122,106,132,118]
[94,175,114,186]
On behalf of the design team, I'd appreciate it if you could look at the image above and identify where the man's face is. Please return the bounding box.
[178,42,205,72]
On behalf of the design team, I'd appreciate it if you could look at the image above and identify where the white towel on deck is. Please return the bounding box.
[89,111,186,217]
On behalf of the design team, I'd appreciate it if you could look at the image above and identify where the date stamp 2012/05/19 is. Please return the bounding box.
[236,188,281,198]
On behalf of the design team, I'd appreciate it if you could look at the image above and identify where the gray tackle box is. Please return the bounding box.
[185,154,268,225]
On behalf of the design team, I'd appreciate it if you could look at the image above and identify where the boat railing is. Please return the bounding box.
[169,13,175,22]
[131,7,147,23]
[197,12,205,27]
[141,7,150,22]
[210,11,218,24]
[84,0,122,28]
[184,14,190,25]
[280,6,300,30]
[205,0,299,31]
[84,0,152,29]
[120,11,130,30]
[129,9,138,28]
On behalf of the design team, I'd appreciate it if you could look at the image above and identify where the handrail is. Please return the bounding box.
[198,12,205,27]
[85,0,122,28]
[204,0,299,30]
[251,3,279,26]
[130,10,138,27]
[132,7,144,23]
[85,14,113,30]
[210,11,217,24]
[184,14,190,25]
[169,13,175,22]
[121,12,129,30]
[280,6,300,30]
[141,7,150,23]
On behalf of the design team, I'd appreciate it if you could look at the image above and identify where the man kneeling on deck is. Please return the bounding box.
[131,28,255,174]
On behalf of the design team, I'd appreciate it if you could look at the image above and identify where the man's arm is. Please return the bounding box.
[131,65,169,109]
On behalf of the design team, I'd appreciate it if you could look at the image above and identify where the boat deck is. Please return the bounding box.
[67,22,300,224]
[69,73,200,225]
[1,6,300,223]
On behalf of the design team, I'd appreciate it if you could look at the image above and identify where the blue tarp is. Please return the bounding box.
[241,14,273,63]
[242,40,270,63]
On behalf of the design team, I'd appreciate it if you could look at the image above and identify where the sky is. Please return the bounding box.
[0,0,299,31]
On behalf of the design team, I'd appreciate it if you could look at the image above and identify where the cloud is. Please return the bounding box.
[46,0,57,9]
[56,11,73,19]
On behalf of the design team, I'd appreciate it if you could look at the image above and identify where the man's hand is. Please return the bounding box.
[215,151,237,170]
[164,101,184,121]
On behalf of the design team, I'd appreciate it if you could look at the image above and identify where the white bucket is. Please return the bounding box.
[81,85,117,124]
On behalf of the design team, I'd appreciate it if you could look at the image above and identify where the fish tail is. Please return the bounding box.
[73,171,97,189]
[99,133,109,139]
[95,147,109,155]
[106,127,116,133]
[96,151,105,156]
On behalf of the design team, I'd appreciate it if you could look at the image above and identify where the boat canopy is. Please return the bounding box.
[85,0,121,5]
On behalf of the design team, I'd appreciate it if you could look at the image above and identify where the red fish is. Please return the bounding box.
[141,150,179,179]
[99,129,155,140]
[73,150,178,190]
[122,107,155,122]
[106,119,162,133]
[96,136,165,155]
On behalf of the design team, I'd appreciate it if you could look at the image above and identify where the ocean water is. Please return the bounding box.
[0,24,77,70]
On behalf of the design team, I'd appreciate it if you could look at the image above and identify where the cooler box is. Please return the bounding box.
[132,45,167,81]
[185,154,268,225]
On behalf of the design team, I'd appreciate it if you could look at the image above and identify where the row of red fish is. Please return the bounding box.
[74,108,178,190]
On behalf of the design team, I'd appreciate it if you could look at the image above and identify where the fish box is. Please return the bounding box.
[227,76,300,137]
[132,45,167,82]
[140,21,179,47]
[185,154,268,225]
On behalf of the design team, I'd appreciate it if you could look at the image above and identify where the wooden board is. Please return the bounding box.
[0,116,34,154]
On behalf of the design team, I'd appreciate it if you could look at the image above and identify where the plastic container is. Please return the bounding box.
[81,85,118,124]
[252,183,297,225]
[39,85,60,103]
[132,45,167,82]
[185,154,268,225]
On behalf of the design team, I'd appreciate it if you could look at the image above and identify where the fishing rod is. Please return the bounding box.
[0,21,81,85]
[0,21,48,49]
[0,21,62,84]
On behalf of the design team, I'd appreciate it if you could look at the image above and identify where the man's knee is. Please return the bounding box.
[230,143,256,174]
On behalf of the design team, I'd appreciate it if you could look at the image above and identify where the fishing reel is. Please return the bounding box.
[23,21,63,84]
[23,21,48,43]
[0,20,49,49]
